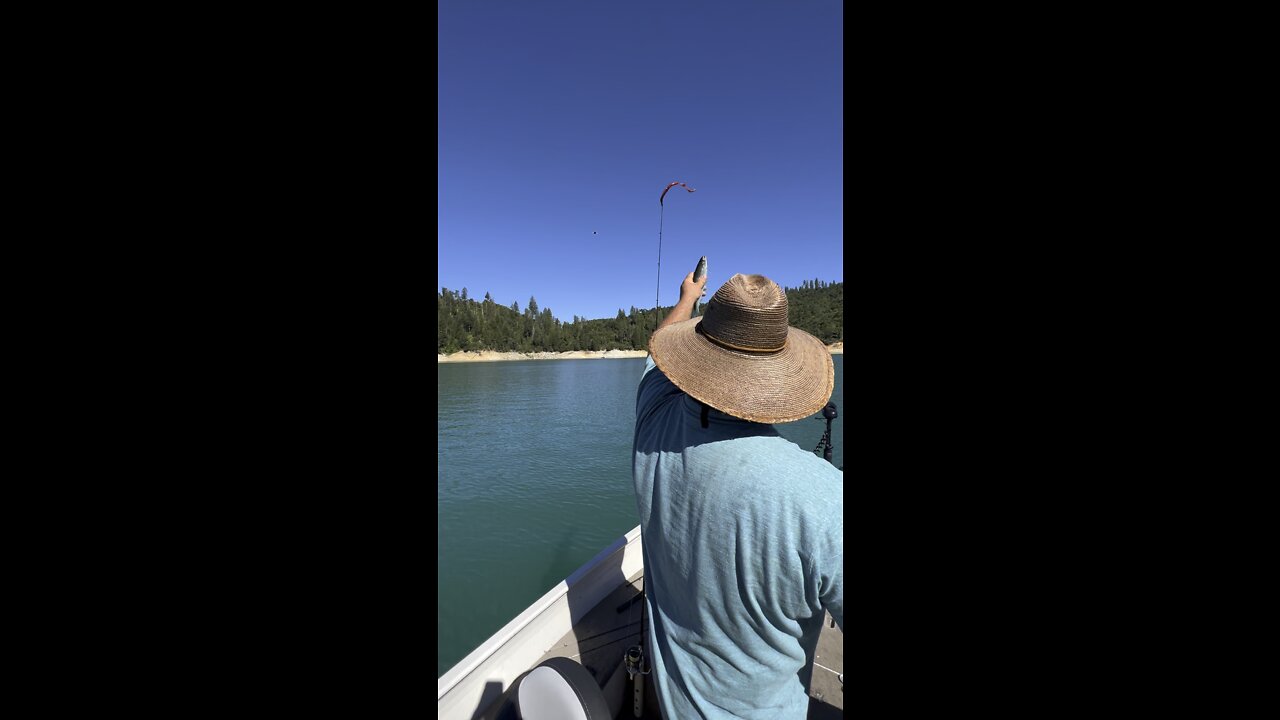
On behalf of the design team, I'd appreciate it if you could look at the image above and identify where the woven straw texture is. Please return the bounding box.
[649,274,834,424]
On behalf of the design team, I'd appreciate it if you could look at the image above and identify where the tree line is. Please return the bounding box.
[438,280,843,354]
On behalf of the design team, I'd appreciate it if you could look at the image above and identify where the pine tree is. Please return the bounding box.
[439,282,841,353]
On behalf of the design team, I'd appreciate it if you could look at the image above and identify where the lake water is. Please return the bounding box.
[437,354,844,677]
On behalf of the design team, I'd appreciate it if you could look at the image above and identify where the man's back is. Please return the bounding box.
[633,357,844,719]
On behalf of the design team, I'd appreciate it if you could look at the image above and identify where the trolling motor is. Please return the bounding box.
[813,402,837,465]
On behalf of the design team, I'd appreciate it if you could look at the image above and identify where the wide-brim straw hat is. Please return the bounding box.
[649,273,834,424]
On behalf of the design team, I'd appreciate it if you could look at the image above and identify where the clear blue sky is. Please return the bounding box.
[439,0,843,322]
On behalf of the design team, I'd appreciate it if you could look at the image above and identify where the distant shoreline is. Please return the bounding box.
[439,342,843,363]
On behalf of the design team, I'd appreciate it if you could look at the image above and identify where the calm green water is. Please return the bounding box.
[437,355,843,677]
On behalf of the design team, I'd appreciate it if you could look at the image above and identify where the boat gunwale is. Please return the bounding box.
[437,525,644,708]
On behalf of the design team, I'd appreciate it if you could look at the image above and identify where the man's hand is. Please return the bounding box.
[680,271,708,305]
[657,271,708,332]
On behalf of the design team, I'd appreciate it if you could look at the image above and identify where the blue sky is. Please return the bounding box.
[439,1,843,322]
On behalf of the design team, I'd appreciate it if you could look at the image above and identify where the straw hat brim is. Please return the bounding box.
[649,316,835,424]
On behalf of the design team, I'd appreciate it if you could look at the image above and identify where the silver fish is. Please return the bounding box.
[692,256,709,318]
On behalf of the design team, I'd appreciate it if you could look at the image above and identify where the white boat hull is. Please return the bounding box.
[438,525,645,719]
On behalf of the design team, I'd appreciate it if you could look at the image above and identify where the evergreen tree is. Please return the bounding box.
[438,281,842,353]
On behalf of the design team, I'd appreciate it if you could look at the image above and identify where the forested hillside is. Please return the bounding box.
[438,280,842,354]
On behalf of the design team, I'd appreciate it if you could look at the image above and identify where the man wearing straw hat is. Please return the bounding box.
[633,271,843,719]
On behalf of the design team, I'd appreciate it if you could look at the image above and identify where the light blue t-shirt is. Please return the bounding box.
[632,356,844,720]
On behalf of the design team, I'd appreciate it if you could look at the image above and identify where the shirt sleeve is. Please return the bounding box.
[636,355,683,422]
[818,500,844,632]
[822,558,843,632]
